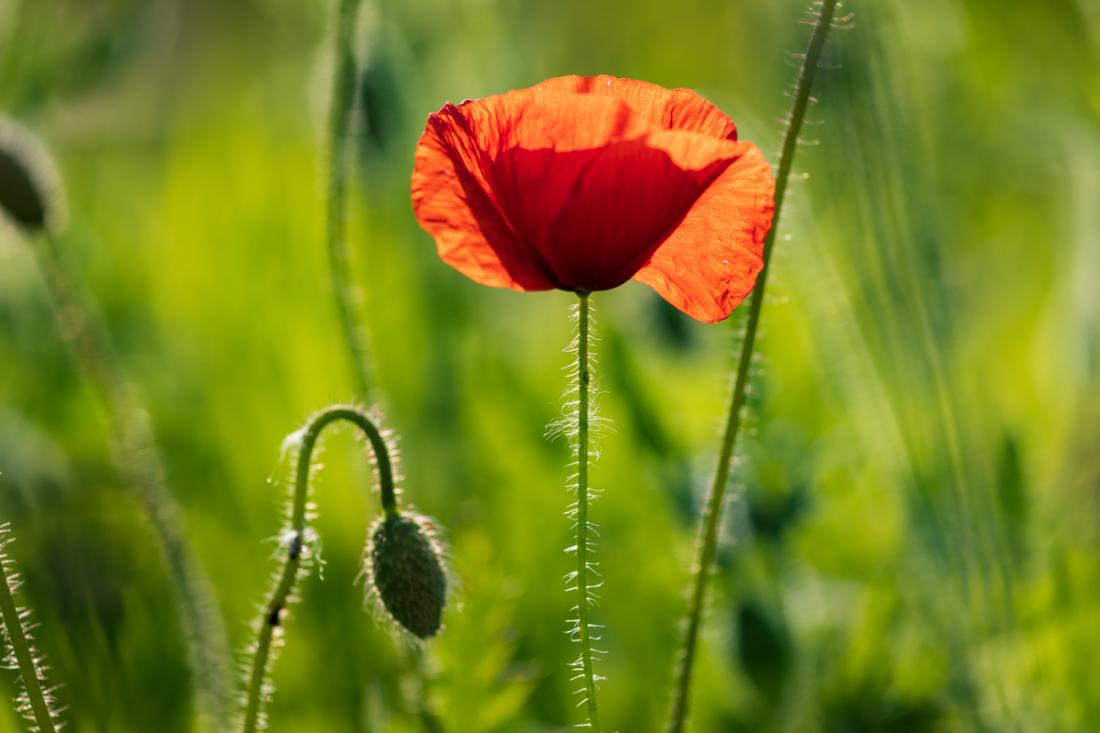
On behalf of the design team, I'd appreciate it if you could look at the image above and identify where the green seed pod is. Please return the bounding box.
[368,511,447,639]
[0,118,64,235]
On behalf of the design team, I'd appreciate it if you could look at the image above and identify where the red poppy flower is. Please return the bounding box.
[411,75,775,323]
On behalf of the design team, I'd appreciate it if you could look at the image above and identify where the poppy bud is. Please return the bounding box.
[0,119,63,235]
[367,511,446,639]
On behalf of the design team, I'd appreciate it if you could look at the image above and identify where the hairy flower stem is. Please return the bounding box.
[327,0,373,399]
[32,234,232,731]
[0,528,58,733]
[666,2,839,731]
[241,406,396,733]
[573,292,602,732]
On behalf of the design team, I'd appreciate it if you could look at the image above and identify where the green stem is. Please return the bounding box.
[666,2,839,731]
[327,0,372,399]
[241,406,396,733]
[0,529,58,733]
[32,234,232,732]
[574,293,602,732]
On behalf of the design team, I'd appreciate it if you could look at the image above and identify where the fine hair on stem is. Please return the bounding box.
[0,524,61,733]
[554,293,606,732]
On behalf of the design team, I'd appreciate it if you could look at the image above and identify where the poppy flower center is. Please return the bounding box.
[490,141,736,292]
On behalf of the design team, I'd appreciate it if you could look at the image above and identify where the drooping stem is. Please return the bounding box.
[241,406,396,733]
[666,2,840,731]
[0,527,58,733]
[327,0,373,399]
[573,292,602,732]
[32,234,232,732]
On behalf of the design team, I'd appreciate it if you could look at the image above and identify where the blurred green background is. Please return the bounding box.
[2,0,1100,730]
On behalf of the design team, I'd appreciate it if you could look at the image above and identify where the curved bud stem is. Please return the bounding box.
[666,2,840,731]
[290,407,398,525]
[241,405,397,733]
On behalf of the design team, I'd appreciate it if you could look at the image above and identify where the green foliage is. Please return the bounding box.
[0,0,1098,731]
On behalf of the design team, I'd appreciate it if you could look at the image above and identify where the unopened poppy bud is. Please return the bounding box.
[367,511,447,639]
[0,119,63,235]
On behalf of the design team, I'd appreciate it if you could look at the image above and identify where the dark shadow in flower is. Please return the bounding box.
[487,143,734,292]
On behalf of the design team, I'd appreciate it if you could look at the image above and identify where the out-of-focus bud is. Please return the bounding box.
[0,118,64,235]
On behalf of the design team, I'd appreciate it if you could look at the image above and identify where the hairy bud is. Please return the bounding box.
[367,511,446,639]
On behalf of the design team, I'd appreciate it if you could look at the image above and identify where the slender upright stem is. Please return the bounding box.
[32,234,232,732]
[327,0,372,399]
[666,3,840,731]
[0,531,57,733]
[241,406,396,733]
[574,292,602,732]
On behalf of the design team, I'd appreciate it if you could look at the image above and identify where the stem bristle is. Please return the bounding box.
[556,295,604,732]
[0,524,61,733]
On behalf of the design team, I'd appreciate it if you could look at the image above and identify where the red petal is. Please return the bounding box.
[412,90,653,290]
[412,103,556,290]
[632,143,775,323]
[531,75,738,141]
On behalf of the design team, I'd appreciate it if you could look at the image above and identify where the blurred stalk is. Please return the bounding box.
[323,1,446,728]
[411,649,445,733]
[326,2,454,727]
[32,233,232,732]
[327,0,373,399]
[322,1,453,727]
[665,2,840,730]
[0,524,60,733]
